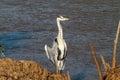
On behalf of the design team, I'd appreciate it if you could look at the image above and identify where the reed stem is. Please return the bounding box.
[112,21,120,69]
[89,43,103,80]
[100,54,107,72]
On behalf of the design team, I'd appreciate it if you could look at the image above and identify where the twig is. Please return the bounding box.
[100,54,107,71]
[89,43,103,80]
[112,21,120,69]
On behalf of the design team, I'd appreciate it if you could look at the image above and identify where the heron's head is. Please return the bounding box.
[57,16,69,21]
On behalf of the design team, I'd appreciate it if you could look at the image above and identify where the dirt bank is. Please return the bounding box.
[0,58,70,80]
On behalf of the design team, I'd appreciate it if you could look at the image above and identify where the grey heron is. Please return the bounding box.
[44,16,69,73]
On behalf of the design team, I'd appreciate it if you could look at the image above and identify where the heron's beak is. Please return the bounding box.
[65,18,70,20]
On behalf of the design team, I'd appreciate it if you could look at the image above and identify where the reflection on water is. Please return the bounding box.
[0,0,119,80]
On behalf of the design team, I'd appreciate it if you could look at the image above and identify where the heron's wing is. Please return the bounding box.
[52,38,58,48]
[63,39,67,58]
[63,40,67,51]
[52,40,60,59]
[45,44,56,63]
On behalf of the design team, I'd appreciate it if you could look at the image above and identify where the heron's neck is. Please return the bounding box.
[57,19,63,38]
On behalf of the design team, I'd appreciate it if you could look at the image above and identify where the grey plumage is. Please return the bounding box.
[45,42,65,72]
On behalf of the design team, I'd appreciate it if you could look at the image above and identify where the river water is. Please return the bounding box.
[0,0,119,80]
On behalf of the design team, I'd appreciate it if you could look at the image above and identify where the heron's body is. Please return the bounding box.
[55,16,68,60]
[45,44,65,72]
[44,16,69,73]
[55,37,67,60]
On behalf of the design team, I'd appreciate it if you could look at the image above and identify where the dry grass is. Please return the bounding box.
[0,58,71,80]
[90,21,120,80]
